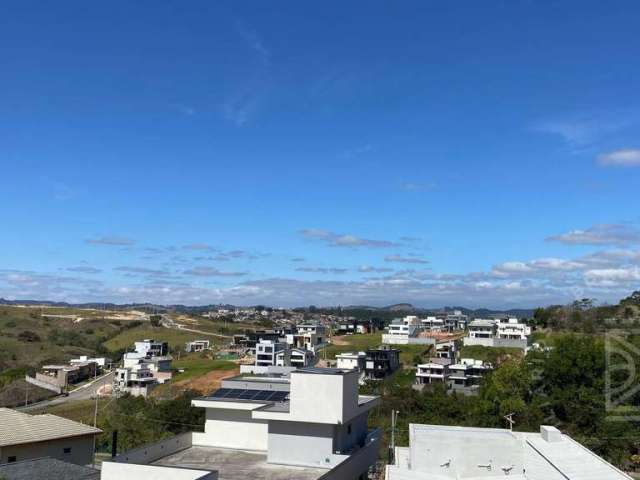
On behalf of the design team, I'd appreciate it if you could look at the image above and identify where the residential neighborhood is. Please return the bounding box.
[2,2,639,479]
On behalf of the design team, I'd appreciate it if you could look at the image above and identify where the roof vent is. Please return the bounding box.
[540,425,562,443]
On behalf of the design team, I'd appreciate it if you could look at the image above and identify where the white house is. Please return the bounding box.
[185,340,210,353]
[255,339,287,367]
[335,352,367,371]
[114,364,157,397]
[496,317,531,339]
[383,316,435,346]
[387,423,632,480]
[415,358,452,385]
[464,318,530,351]
[101,368,381,480]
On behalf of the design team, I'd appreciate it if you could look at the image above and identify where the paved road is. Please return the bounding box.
[18,371,114,412]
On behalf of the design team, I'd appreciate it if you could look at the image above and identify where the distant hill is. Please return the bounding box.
[383,303,415,311]
[0,298,534,318]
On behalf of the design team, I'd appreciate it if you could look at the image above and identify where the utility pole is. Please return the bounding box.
[390,409,399,463]
[25,380,28,407]
[504,412,515,431]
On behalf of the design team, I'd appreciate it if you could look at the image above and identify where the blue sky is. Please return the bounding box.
[1,1,639,307]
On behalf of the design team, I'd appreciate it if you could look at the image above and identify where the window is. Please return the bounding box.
[347,424,352,435]
[63,447,72,454]
[8,456,16,463]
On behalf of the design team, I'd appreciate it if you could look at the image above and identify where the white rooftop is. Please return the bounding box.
[0,408,102,447]
[386,423,631,480]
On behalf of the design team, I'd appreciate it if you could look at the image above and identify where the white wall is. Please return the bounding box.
[0,435,95,466]
[194,407,268,451]
[288,371,359,424]
[101,462,217,480]
[267,420,335,468]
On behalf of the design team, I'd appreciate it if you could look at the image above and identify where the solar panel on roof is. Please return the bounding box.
[253,390,273,400]
[209,388,289,402]
[211,388,231,397]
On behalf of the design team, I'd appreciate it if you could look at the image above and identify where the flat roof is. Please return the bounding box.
[153,446,327,480]
[294,367,352,375]
[0,408,102,447]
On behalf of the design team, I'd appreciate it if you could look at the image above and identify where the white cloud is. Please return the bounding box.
[547,224,640,246]
[86,236,135,246]
[300,229,398,248]
[67,266,102,274]
[295,267,348,274]
[384,255,429,264]
[358,265,394,273]
[183,267,247,277]
[584,267,640,287]
[598,149,640,167]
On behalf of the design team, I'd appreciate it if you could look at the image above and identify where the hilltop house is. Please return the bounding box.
[463,318,530,351]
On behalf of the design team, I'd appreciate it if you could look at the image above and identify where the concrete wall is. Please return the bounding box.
[113,432,192,464]
[333,412,368,453]
[102,462,217,480]
[0,434,95,466]
[267,420,335,468]
[319,428,382,480]
[25,375,63,394]
[463,337,527,351]
[194,408,268,451]
[382,335,435,346]
[288,370,359,424]
[35,372,67,388]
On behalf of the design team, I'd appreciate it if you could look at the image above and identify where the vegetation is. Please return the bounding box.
[365,334,640,470]
[35,392,205,455]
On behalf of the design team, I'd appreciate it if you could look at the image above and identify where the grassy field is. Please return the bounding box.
[323,333,384,358]
[103,326,222,353]
[325,332,434,366]
[32,398,111,424]
[0,306,131,369]
[171,356,237,383]
[459,344,524,363]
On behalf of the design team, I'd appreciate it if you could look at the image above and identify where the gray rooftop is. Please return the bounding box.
[153,446,327,480]
[0,408,102,447]
[0,457,99,480]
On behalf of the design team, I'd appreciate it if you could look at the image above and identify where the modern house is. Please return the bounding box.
[444,310,469,331]
[114,364,157,397]
[70,356,110,369]
[255,339,288,367]
[121,339,173,386]
[101,368,381,480]
[134,339,169,357]
[185,340,211,353]
[363,347,400,380]
[0,408,102,466]
[286,324,327,353]
[448,358,493,395]
[415,358,452,386]
[33,361,98,393]
[278,347,313,368]
[386,423,632,479]
[335,319,377,335]
[464,318,530,351]
[420,316,445,332]
[335,352,367,371]
[435,340,456,359]
[383,316,436,346]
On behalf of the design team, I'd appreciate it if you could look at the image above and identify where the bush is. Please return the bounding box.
[17,330,41,342]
